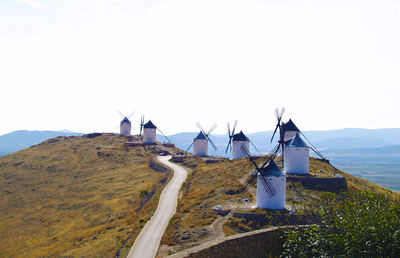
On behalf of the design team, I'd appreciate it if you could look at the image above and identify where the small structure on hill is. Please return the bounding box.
[143,120,157,144]
[120,117,132,135]
[117,110,135,136]
[284,134,310,174]
[232,131,250,159]
[242,146,286,210]
[225,120,259,160]
[186,123,217,157]
[140,119,171,145]
[256,160,286,209]
[193,131,209,156]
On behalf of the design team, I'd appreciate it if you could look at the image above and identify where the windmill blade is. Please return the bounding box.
[259,175,277,198]
[225,122,233,153]
[231,120,238,136]
[279,107,285,118]
[207,136,218,150]
[185,141,195,154]
[270,125,279,143]
[206,123,217,136]
[241,144,260,170]
[117,109,125,119]
[157,128,171,143]
[196,122,206,134]
[139,115,144,136]
[225,141,232,154]
[300,131,327,160]
[249,140,261,154]
[225,136,233,153]
[259,176,273,197]
[242,172,258,192]
[128,111,136,119]
[261,143,280,169]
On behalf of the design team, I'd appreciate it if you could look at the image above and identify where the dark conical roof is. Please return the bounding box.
[195,131,207,140]
[288,134,308,148]
[233,131,249,142]
[282,119,300,132]
[260,160,285,177]
[144,120,157,129]
[120,117,131,125]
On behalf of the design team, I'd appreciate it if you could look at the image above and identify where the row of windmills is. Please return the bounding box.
[118,111,170,144]
[119,108,330,211]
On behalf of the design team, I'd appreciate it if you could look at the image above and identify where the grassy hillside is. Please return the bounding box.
[160,156,399,254]
[0,134,176,257]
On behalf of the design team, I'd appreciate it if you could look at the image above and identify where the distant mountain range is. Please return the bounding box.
[3,128,400,157]
[0,130,82,156]
[162,128,400,157]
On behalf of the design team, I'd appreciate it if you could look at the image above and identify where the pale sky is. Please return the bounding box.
[1,0,400,135]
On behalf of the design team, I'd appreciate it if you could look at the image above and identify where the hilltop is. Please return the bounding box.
[0,133,180,257]
[3,129,400,191]
[0,133,398,257]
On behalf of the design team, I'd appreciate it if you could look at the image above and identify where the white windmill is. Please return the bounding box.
[269,107,326,175]
[226,121,259,159]
[186,123,217,157]
[242,146,286,210]
[117,110,135,136]
[284,134,310,174]
[140,119,171,145]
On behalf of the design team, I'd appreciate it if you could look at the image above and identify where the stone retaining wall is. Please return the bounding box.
[287,176,347,193]
[232,213,320,226]
[183,227,285,258]
[148,159,172,174]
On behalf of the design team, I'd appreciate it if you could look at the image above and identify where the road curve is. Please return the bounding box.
[127,156,188,258]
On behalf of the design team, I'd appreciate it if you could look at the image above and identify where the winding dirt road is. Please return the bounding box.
[127,156,188,258]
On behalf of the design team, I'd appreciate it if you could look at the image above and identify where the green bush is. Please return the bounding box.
[282,191,400,257]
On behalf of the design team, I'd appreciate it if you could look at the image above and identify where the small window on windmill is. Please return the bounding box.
[242,198,249,204]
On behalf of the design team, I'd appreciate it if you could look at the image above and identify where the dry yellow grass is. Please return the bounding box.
[1,135,398,257]
[0,134,175,257]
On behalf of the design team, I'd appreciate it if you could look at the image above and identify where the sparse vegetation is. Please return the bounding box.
[0,134,178,257]
[282,191,400,257]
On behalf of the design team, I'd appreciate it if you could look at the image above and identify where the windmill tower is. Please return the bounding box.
[242,146,286,210]
[284,134,310,174]
[226,121,259,159]
[186,123,217,157]
[143,120,157,144]
[141,120,171,145]
[118,110,135,136]
[232,131,250,159]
